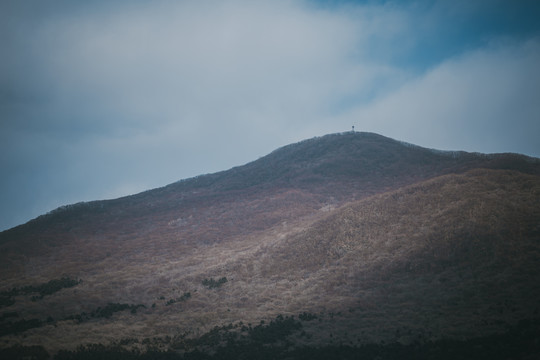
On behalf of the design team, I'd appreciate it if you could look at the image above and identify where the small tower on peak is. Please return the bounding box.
[352,125,355,132]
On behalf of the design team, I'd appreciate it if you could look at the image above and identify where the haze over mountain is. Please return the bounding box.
[1,132,539,359]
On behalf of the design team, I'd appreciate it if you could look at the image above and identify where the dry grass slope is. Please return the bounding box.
[258,169,540,341]
[1,133,539,356]
[1,169,538,355]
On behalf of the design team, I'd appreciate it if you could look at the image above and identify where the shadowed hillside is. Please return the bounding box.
[1,133,539,358]
[1,133,538,262]
[256,169,540,340]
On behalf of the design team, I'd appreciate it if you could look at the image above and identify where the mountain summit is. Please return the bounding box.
[1,132,540,359]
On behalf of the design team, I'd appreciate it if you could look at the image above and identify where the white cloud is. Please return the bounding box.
[339,39,540,155]
[32,1,413,125]
[8,0,412,177]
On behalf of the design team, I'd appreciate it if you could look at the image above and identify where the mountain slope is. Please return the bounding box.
[1,132,540,357]
[1,132,538,261]
[255,169,540,340]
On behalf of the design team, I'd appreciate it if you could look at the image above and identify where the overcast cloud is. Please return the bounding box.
[1,0,540,231]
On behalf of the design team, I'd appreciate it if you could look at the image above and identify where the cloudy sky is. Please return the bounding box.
[1,0,540,231]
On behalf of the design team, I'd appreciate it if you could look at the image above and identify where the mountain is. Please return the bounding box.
[1,132,540,359]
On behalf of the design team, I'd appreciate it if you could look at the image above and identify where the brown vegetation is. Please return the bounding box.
[0,133,539,356]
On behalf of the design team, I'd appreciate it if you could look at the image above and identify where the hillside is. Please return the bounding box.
[257,169,540,338]
[1,132,540,359]
[1,133,537,265]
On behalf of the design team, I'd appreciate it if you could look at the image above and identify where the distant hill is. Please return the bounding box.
[1,132,539,359]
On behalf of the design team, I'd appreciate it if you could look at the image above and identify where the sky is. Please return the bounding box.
[1,0,540,231]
